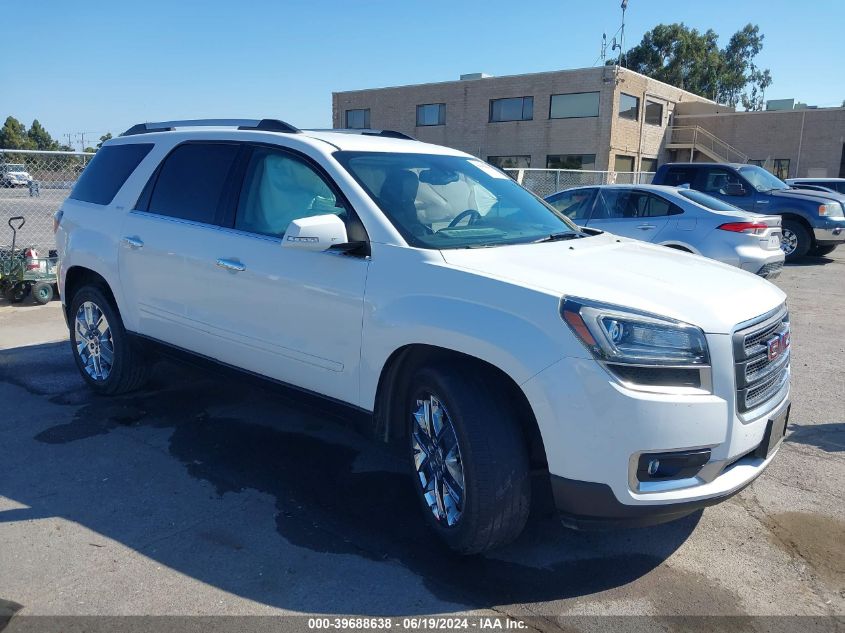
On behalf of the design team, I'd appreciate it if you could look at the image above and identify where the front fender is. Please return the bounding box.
[358,246,585,410]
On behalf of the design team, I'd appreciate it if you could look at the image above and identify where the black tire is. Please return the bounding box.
[68,285,149,394]
[5,284,28,304]
[810,244,837,257]
[407,363,530,554]
[781,220,811,260]
[31,281,54,305]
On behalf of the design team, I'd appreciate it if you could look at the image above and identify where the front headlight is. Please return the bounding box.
[561,297,711,392]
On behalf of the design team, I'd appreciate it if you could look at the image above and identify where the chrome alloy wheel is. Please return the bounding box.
[412,395,465,526]
[74,301,114,381]
[780,228,798,256]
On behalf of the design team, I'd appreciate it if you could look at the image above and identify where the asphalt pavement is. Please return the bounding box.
[0,251,842,631]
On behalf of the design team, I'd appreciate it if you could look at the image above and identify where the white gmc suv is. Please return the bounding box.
[56,119,791,554]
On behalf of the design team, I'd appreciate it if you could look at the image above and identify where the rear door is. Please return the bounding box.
[118,141,241,349]
[587,188,673,241]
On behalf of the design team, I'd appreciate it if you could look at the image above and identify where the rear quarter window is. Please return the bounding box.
[69,143,153,205]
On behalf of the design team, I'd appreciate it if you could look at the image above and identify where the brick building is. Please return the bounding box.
[333,66,845,178]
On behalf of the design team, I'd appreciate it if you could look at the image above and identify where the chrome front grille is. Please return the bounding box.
[733,306,790,414]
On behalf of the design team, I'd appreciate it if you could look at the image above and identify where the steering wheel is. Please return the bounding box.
[448,209,481,228]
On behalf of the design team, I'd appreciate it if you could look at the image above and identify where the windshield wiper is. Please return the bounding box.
[532,231,587,244]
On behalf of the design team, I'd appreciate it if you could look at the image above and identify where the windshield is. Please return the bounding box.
[677,188,741,211]
[738,165,788,192]
[335,152,579,249]
[3,164,26,172]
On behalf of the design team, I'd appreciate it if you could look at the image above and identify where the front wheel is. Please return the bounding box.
[780,220,811,260]
[68,285,149,394]
[407,364,530,554]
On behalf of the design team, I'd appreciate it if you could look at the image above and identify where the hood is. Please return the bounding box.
[440,233,785,334]
[772,188,845,205]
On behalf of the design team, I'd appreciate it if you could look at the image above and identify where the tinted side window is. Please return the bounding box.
[663,167,696,187]
[594,189,632,219]
[641,193,677,217]
[702,168,743,194]
[547,189,595,221]
[148,143,239,223]
[70,143,153,205]
[234,148,342,238]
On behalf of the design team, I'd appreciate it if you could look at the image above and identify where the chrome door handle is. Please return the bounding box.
[636,224,656,230]
[216,258,246,272]
[121,236,144,249]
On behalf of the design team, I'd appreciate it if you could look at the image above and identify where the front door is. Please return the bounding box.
[586,188,672,241]
[191,145,369,405]
[698,167,756,211]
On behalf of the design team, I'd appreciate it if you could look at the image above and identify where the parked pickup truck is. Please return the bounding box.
[652,163,845,259]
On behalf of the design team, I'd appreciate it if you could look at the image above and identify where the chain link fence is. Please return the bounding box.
[0,149,94,266]
[503,168,655,199]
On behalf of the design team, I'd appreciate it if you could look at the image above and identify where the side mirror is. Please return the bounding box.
[282,214,348,252]
[724,182,746,196]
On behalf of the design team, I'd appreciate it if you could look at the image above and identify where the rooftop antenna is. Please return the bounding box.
[600,32,607,63]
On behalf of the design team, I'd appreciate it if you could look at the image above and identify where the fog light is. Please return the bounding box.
[636,449,711,482]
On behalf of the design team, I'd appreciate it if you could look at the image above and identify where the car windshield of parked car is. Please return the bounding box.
[738,165,789,192]
[4,164,26,172]
[677,188,741,211]
[335,151,579,249]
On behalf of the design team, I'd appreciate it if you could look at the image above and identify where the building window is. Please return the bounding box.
[487,155,531,169]
[614,155,635,172]
[618,93,639,121]
[640,157,658,173]
[644,100,663,126]
[546,154,596,170]
[490,97,533,122]
[549,92,600,119]
[750,159,791,180]
[416,103,446,126]
[345,109,370,129]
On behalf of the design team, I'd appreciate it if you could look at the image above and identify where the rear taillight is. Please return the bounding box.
[718,222,768,235]
[53,209,63,234]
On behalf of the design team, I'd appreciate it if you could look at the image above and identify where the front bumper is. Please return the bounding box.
[813,219,845,244]
[521,339,790,525]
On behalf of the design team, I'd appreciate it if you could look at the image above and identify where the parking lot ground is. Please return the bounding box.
[0,252,843,631]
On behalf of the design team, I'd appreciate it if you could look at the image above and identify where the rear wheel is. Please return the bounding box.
[407,364,530,554]
[780,220,811,260]
[810,244,837,257]
[68,285,149,394]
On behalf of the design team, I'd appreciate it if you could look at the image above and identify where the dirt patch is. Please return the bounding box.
[765,512,845,591]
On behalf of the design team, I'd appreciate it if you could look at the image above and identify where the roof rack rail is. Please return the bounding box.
[120,119,301,136]
[308,128,416,141]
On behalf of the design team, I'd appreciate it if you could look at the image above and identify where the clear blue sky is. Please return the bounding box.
[3,0,843,150]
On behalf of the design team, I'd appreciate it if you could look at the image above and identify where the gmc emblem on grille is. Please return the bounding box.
[767,330,790,361]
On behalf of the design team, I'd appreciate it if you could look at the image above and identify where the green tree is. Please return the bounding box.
[27,119,59,150]
[96,132,112,149]
[625,23,772,110]
[0,116,34,150]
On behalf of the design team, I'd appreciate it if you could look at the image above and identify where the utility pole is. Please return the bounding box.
[619,0,628,68]
[77,132,87,152]
[64,133,73,150]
